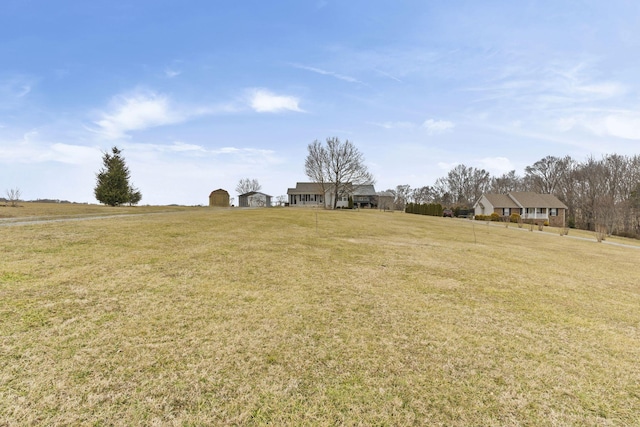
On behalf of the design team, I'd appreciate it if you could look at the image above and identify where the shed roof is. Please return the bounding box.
[239,191,272,198]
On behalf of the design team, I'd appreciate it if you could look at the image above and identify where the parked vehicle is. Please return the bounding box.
[443,209,453,217]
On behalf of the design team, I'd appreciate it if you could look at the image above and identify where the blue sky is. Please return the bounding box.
[2,1,640,205]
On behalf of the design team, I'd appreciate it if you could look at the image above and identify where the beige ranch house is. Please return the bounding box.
[287,182,379,208]
[474,192,568,227]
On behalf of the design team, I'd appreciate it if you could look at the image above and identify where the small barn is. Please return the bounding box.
[238,191,272,207]
[209,189,230,207]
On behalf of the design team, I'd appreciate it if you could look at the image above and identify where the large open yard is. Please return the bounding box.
[1,204,639,425]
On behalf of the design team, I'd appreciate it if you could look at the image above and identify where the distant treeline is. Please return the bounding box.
[31,199,73,204]
[387,154,640,238]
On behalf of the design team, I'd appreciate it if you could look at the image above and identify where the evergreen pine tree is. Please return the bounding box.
[94,146,141,206]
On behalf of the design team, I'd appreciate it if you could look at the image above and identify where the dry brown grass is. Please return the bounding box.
[0,202,193,220]
[1,206,639,425]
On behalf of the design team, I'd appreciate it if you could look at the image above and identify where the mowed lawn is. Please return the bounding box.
[1,205,639,426]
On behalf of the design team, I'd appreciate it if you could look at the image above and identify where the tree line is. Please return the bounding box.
[92,142,640,238]
[387,154,640,237]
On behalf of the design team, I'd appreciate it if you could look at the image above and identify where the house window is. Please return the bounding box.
[536,208,546,214]
[550,208,557,216]
[503,208,510,216]
[526,208,534,215]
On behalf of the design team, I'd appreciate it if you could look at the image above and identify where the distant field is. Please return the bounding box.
[1,205,639,425]
[0,202,194,220]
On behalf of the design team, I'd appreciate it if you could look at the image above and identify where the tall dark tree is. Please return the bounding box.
[94,146,141,206]
[305,137,374,209]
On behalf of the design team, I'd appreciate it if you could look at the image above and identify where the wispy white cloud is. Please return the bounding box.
[467,59,627,113]
[50,143,101,164]
[476,156,514,174]
[0,75,35,105]
[292,63,363,84]
[126,141,281,162]
[91,91,185,139]
[165,68,181,78]
[0,130,100,165]
[370,121,414,129]
[374,69,403,83]
[437,161,459,171]
[247,89,304,113]
[168,141,205,152]
[423,119,455,134]
[579,112,640,140]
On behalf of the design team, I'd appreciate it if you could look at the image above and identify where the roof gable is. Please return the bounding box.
[483,194,519,208]
[509,192,568,209]
[286,182,325,195]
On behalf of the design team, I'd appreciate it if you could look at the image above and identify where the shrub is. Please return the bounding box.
[490,212,501,222]
[405,203,443,217]
[510,213,521,223]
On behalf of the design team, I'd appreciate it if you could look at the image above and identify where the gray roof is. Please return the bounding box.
[376,191,395,198]
[352,184,377,196]
[239,191,272,198]
[286,182,325,195]
[509,192,568,209]
[483,194,519,208]
[482,192,567,209]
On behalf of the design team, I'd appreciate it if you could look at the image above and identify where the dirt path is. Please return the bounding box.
[0,211,181,227]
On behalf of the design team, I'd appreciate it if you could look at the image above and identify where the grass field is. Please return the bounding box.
[1,204,639,425]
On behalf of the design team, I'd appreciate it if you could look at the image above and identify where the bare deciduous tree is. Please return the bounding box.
[490,170,524,194]
[407,152,640,237]
[236,178,261,195]
[443,164,490,206]
[305,137,374,209]
[394,184,411,210]
[411,186,433,205]
[6,187,22,207]
[524,155,567,194]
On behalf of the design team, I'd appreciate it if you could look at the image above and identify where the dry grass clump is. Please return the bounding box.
[1,207,639,425]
